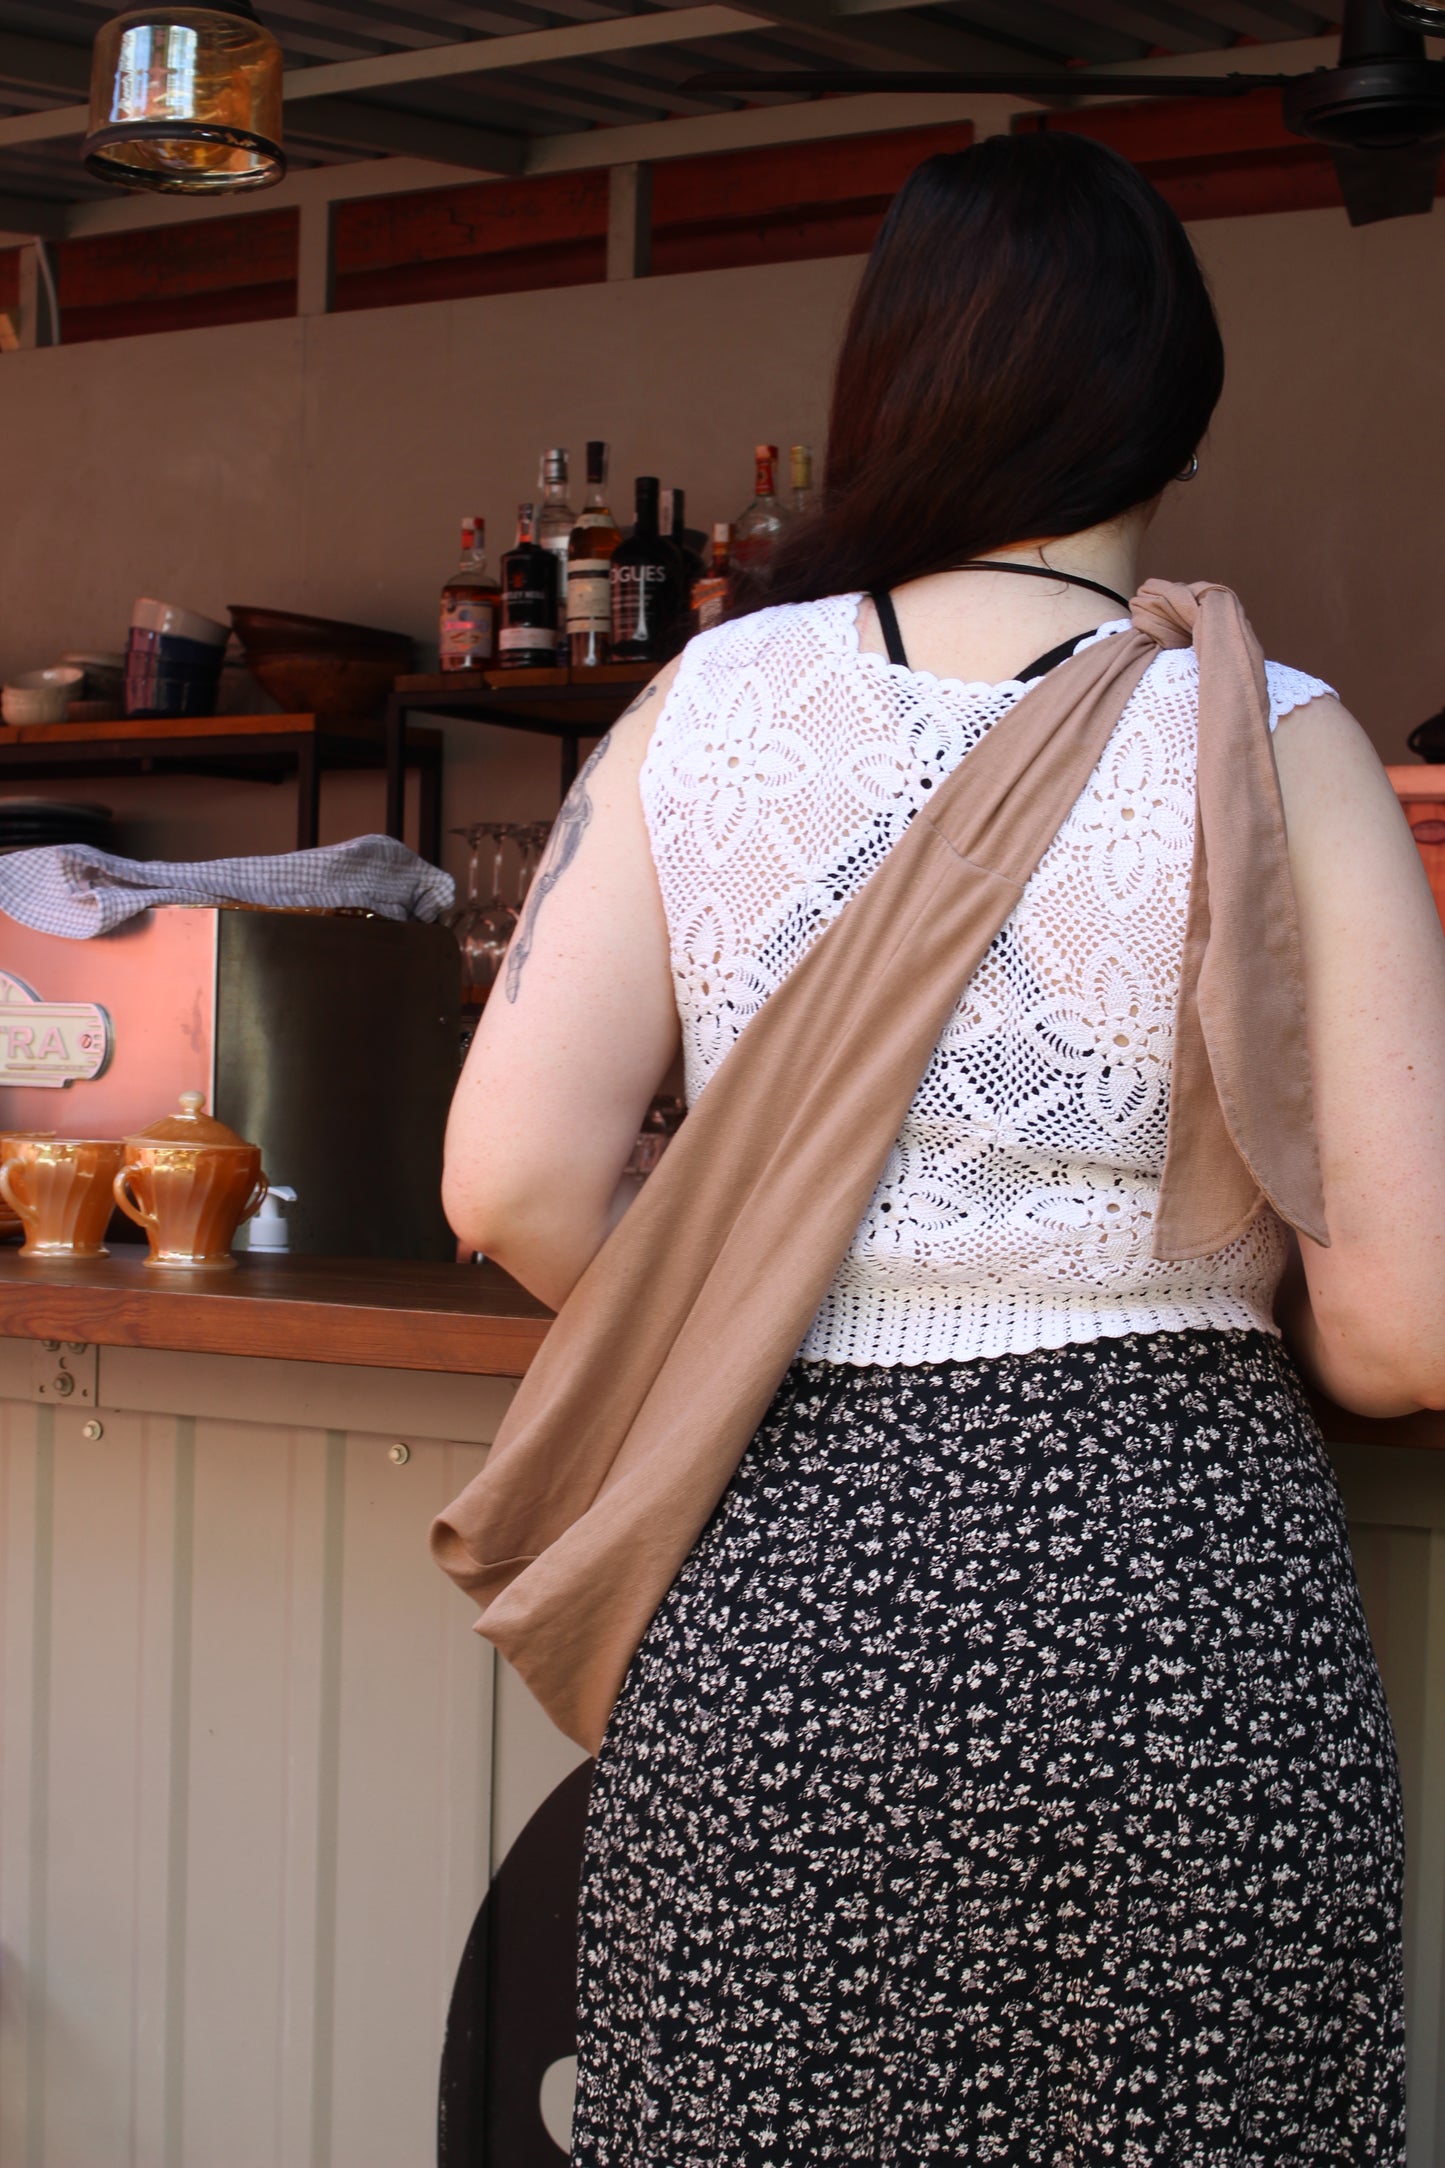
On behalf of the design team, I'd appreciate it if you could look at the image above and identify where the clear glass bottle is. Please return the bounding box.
[499,502,559,669]
[610,477,687,665]
[690,522,733,635]
[789,443,818,519]
[732,444,787,574]
[537,447,575,664]
[566,441,623,669]
[439,517,500,671]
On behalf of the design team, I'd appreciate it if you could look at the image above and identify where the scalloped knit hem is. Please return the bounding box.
[797,1281,1280,1367]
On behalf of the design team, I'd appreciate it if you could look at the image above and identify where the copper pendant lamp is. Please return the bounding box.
[83,1,286,194]
[1382,0,1445,27]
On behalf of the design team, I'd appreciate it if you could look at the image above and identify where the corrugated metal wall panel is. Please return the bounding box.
[0,1389,493,2168]
[1,1375,1442,2166]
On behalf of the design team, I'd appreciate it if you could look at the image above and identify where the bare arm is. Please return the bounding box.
[1272,695,1445,1416]
[441,664,683,1308]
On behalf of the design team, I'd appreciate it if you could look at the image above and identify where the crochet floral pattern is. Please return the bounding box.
[640,597,1334,1367]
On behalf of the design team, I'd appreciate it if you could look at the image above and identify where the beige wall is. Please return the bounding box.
[0,201,1441,900]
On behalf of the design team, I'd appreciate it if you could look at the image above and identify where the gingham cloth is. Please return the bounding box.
[0,835,454,938]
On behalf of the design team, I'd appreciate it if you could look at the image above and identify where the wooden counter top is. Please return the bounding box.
[0,1248,1437,1448]
[0,1249,551,1378]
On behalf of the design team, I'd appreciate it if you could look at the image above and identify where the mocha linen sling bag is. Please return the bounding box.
[432,579,1330,1756]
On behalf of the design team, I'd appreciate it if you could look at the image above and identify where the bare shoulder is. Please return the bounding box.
[1271,690,1442,1009]
[594,655,685,783]
[1271,691,1411,850]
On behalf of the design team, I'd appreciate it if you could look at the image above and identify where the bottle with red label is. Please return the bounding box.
[439,517,500,671]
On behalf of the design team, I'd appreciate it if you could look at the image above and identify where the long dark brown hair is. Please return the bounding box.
[747,132,1223,610]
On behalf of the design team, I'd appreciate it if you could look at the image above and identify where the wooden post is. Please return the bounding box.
[606,162,651,282]
[297,199,335,317]
[15,242,57,348]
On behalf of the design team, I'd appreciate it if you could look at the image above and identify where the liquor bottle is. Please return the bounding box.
[566,441,623,669]
[789,443,818,518]
[439,517,500,671]
[661,487,706,590]
[499,502,559,669]
[610,476,687,665]
[732,444,787,573]
[690,522,733,635]
[537,447,575,663]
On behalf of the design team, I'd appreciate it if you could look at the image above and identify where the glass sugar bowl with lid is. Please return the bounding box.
[114,1091,268,1270]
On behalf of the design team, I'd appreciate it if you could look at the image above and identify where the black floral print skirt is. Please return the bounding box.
[571,1329,1405,2166]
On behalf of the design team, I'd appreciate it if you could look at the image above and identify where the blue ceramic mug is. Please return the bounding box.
[125,597,229,720]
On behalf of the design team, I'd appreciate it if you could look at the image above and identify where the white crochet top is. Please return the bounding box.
[639,594,1333,1368]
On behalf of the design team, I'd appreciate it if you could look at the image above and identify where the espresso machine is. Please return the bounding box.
[0,907,461,1261]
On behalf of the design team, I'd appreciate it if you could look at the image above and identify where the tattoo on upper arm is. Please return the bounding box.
[617,681,660,725]
[501,679,663,1004]
[503,729,617,1004]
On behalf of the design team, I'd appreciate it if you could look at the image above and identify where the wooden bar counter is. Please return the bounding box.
[0,1247,552,1378]
[2,1245,1444,2164]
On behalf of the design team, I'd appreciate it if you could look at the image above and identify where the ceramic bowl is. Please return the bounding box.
[2,668,84,725]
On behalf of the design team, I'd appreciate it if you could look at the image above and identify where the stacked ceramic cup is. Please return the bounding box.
[125,597,230,720]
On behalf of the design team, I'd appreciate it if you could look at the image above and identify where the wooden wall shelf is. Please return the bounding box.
[385,664,656,827]
[0,712,444,855]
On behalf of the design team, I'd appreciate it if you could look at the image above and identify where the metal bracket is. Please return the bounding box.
[31,1340,99,1406]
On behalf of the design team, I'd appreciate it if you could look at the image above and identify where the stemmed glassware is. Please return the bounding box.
[516,820,552,908]
[447,821,519,1003]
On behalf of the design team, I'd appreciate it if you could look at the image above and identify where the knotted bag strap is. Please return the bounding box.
[1136,579,1327,1256]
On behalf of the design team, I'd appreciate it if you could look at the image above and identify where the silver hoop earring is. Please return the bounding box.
[1176,453,1199,482]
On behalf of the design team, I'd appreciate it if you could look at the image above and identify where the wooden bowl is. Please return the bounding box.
[244,649,410,724]
[229,605,414,656]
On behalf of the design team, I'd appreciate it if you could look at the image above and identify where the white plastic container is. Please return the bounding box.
[2,666,84,725]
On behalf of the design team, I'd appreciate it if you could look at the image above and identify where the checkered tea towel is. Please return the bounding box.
[0,835,455,938]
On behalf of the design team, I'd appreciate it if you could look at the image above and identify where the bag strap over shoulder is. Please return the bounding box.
[433,582,1326,1754]
[433,621,1165,1754]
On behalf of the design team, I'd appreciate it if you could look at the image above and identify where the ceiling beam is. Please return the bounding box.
[0,9,762,156]
[717,0,1052,69]
[0,194,68,240]
[63,156,508,235]
[527,85,1019,168]
[276,7,765,94]
[286,97,526,173]
[0,30,89,98]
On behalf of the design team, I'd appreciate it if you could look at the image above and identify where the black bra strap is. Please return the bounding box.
[1014,631,1091,684]
[869,587,909,668]
[868,591,1095,686]
[953,558,1132,611]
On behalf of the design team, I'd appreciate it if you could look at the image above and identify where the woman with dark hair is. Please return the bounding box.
[443,132,1443,2161]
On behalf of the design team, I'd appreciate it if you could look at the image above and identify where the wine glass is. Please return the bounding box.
[516,820,553,908]
[445,823,483,931]
[448,821,519,1003]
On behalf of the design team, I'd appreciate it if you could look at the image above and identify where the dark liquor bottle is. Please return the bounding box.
[566,441,623,669]
[499,501,559,669]
[661,487,706,592]
[610,476,687,664]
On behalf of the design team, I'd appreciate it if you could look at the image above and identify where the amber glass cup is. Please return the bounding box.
[0,1131,56,1238]
[114,1142,267,1270]
[0,1137,125,1258]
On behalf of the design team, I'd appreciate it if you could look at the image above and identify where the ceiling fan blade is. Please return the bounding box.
[678,68,1293,101]
[1331,141,1443,222]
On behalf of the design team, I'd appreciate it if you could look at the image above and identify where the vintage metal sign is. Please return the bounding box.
[0,969,112,1088]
